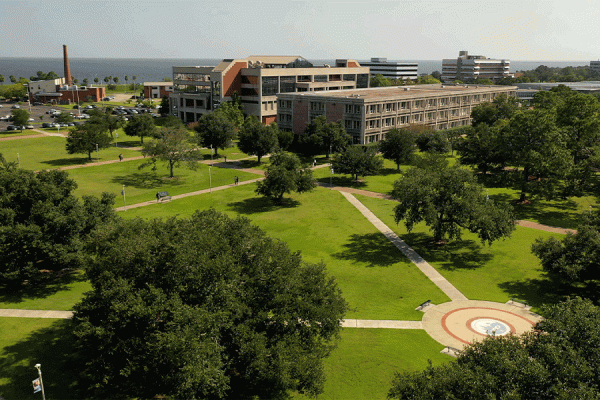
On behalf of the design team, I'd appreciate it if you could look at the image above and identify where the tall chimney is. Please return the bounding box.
[63,45,72,85]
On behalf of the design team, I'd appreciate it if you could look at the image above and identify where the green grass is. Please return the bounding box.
[0,136,141,170]
[0,272,90,311]
[355,194,568,311]
[68,159,261,205]
[295,329,450,400]
[121,185,451,320]
[0,318,79,400]
[0,129,43,137]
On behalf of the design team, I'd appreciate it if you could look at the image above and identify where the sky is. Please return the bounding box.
[1,0,599,61]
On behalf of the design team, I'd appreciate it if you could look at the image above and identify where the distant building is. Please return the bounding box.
[516,81,600,102]
[143,82,173,99]
[360,58,418,80]
[277,84,517,145]
[442,51,512,82]
[28,78,106,104]
[169,56,370,124]
[590,61,600,73]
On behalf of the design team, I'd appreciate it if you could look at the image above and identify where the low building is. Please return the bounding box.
[169,56,370,124]
[360,58,418,80]
[143,82,174,99]
[276,84,517,145]
[590,61,600,73]
[442,51,512,82]
[28,78,106,104]
[515,81,600,103]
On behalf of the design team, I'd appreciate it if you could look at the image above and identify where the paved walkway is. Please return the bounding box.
[0,309,73,319]
[339,191,468,301]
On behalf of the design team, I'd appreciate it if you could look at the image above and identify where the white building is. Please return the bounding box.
[442,51,512,82]
[360,58,418,80]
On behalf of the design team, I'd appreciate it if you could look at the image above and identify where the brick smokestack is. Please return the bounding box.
[63,45,72,85]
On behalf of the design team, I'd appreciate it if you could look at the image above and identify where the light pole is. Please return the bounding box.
[95,143,99,155]
[122,184,126,209]
[209,165,212,193]
[34,363,46,400]
[330,166,334,186]
[17,152,20,167]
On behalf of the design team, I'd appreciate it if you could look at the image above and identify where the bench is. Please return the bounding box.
[156,191,171,202]
[415,300,432,312]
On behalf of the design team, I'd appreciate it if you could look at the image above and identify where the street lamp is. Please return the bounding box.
[95,143,99,157]
[121,184,126,209]
[17,152,20,167]
[209,165,212,193]
[330,166,334,186]
[34,363,46,400]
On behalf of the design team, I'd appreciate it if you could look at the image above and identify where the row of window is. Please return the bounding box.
[365,93,498,114]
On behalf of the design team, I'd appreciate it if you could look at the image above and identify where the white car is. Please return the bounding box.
[0,115,9,121]
[28,118,35,122]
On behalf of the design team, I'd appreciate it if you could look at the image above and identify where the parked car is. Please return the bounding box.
[6,125,16,131]
[11,104,20,109]
[28,118,35,122]
[42,123,51,128]
[73,121,83,126]
[0,116,9,121]
[24,125,34,129]
[33,102,43,106]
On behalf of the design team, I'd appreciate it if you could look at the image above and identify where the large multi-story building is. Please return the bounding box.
[359,58,418,80]
[442,51,512,82]
[169,56,370,124]
[590,61,600,73]
[28,77,106,104]
[276,84,517,145]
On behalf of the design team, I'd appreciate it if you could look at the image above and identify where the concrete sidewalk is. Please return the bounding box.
[339,191,468,301]
[0,309,73,319]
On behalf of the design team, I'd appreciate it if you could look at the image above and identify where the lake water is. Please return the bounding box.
[0,57,591,85]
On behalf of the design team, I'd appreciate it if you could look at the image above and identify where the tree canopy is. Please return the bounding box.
[256,151,316,203]
[123,114,155,144]
[392,163,515,244]
[140,127,201,178]
[389,297,600,400]
[194,112,236,157]
[11,108,30,131]
[331,145,383,181]
[0,164,116,285]
[66,122,112,160]
[237,116,279,163]
[73,209,347,399]
[301,116,350,158]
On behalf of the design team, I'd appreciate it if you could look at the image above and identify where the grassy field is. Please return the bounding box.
[121,185,451,320]
[67,158,261,205]
[0,136,141,170]
[296,329,449,400]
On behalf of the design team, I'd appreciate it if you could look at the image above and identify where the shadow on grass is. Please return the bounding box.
[0,271,87,306]
[317,176,367,189]
[227,196,300,215]
[40,157,94,167]
[512,198,583,230]
[0,319,81,399]
[111,172,186,189]
[333,233,403,267]
[402,232,494,270]
[498,278,600,312]
[115,140,142,148]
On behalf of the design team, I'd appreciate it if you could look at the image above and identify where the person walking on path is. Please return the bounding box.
[156,192,160,202]
[119,154,123,162]
[234,176,239,185]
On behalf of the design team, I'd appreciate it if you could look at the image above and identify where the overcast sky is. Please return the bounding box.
[1,0,598,61]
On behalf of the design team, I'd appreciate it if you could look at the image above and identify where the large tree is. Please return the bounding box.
[72,209,347,399]
[532,209,600,283]
[470,94,519,128]
[331,145,383,181]
[216,101,244,128]
[256,151,316,203]
[0,164,116,285]
[139,127,201,178]
[392,164,515,244]
[11,108,30,131]
[237,115,279,163]
[389,297,600,399]
[124,114,155,144]
[301,116,350,158]
[378,127,416,170]
[194,112,236,157]
[66,123,112,160]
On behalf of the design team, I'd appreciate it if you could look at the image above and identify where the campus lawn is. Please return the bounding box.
[67,158,261,205]
[0,129,43,138]
[0,318,79,400]
[355,194,567,310]
[295,328,450,400]
[0,136,140,170]
[121,185,451,320]
[0,272,90,311]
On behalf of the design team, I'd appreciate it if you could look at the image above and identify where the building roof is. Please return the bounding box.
[278,84,517,102]
[246,55,307,65]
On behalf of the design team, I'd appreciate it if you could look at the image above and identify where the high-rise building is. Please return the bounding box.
[360,58,418,80]
[442,51,512,82]
[169,56,370,124]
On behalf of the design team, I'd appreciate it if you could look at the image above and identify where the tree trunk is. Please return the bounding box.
[140,134,144,144]
[257,154,262,164]
[397,162,400,170]
[169,161,175,178]
[88,151,92,160]
[519,166,529,202]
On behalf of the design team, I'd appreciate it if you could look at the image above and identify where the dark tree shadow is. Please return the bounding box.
[116,140,142,148]
[0,271,87,306]
[317,176,367,188]
[401,232,494,270]
[332,233,404,267]
[0,319,82,399]
[111,172,185,189]
[41,157,94,167]
[498,277,600,311]
[227,196,301,215]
